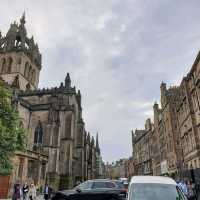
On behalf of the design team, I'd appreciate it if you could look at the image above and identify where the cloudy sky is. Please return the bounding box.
[1,0,200,162]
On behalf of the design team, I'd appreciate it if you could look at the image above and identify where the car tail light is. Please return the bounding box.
[123,188,128,193]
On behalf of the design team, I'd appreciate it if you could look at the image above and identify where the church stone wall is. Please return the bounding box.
[0,52,40,90]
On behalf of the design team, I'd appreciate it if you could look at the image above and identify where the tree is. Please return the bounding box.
[0,80,25,175]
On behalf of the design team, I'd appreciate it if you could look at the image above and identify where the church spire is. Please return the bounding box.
[20,12,26,25]
[96,133,100,153]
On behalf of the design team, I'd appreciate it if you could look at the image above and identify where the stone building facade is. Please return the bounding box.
[0,14,102,191]
[177,52,200,177]
[124,157,134,181]
[132,119,153,175]
[133,84,190,178]
[105,159,127,179]
[132,51,200,181]
[152,84,181,176]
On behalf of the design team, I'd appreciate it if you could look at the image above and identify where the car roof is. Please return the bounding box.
[112,180,122,182]
[87,179,112,182]
[130,176,176,185]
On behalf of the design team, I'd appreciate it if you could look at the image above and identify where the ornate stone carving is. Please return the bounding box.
[11,75,20,89]
[0,13,42,69]
[65,73,71,88]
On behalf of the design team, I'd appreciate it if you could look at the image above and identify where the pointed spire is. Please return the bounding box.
[65,73,71,88]
[77,89,81,106]
[96,133,100,153]
[91,136,95,146]
[20,12,26,25]
[87,132,90,144]
[60,82,64,88]
[77,89,81,97]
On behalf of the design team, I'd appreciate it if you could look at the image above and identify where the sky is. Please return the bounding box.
[1,0,200,162]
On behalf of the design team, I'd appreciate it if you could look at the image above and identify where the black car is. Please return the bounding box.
[52,179,126,200]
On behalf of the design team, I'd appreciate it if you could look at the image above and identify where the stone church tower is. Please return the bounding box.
[0,14,102,192]
[0,13,41,90]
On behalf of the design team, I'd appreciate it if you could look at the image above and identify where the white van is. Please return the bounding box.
[127,176,187,200]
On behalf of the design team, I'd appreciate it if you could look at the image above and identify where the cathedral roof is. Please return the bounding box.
[0,13,42,69]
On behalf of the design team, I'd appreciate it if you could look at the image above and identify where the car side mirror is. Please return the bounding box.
[76,188,82,193]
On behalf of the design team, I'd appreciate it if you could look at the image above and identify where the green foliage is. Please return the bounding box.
[0,80,25,175]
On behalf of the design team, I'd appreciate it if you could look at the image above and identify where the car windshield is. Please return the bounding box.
[129,183,187,200]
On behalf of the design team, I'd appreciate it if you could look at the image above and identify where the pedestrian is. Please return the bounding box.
[43,183,51,200]
[178,179,188,196]
[28,183,36,200]
[12,181,21,200]
[195,181,200,199]
[22,182,29,200]
[192,181,198,200]
[187,180,196,200]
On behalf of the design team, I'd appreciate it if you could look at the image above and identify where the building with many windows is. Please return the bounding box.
[132,119,153,175]
[132,52,200,181]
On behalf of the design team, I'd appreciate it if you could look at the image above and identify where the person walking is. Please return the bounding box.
[22,182,29,200]
[195,181,200,200]
[187,180,196,200]
[12,182,21,200]
[43,183,51,200]
[28,183,36,200]
[178,180,188,196]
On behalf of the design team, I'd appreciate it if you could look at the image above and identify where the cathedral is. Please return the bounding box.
[0,14,103,191]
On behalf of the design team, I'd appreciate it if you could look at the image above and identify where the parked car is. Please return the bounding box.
[112,180,128,196]
[123,182,129,191]
[127,176,188,200]
[119,178,128,184]
[52,179,125,200]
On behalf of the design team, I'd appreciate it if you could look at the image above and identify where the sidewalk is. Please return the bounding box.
[37,195,44,200]
[0,195,44,200]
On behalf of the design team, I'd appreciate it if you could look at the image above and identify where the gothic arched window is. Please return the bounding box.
[24,62,29,78]
[1,58,6,73]
[7,57,13,73]
[34,121,43,144]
